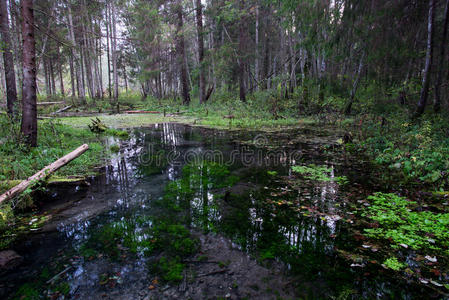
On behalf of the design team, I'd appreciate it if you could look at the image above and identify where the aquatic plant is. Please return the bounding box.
[362,193,449,254]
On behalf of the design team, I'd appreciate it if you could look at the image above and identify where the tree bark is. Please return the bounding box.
[434,0,449,113]
[416,0,435,117]
[20,0,37,147]
[58,48,65,97]
[0,0,18,117]
[196,0,206,104]
[238,0,247,102]
[67,2,85,103]
[105,2,112,99]
[111,0,119,111]
[344,52,365,115]
[175,2,190,105]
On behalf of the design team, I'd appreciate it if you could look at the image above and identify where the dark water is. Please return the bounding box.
[0,124,442,299]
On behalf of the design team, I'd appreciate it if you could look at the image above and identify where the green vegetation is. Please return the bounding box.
[292,164,348,184]
[383,257,406,271]
[352,114,449,190]
[0,115,105,181]
[362,193,449,254]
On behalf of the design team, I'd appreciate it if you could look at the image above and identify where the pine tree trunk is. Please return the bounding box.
[416,0,435,117]
[20,0,37,147]
[0,0,18,117]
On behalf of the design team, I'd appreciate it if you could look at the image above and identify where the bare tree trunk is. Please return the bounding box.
[416,0,435,117]
[105,3,112,100]
[43,58,51,96]
[111,0,119,111]
[69,53,76,98]
[196,0,206,104]
[434,0,449,113]
[67,2,85,103]
[344,52,365,115]
[58,48,65,97]
[50,59,56,95]
[0,0,18,117]
[238,0,246,102]
[20,0,37,147]
[255,3,260,88]
[175,2,190,105]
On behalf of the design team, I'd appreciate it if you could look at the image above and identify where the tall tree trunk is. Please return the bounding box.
[58,48,65,97]
[0,0,18,117]
[44,58,50,96]
[344,52,365,115]
[67,2,85,103]
[238,0,247,102]
[175,2,190,105]
[21,0,37,147]
[434,0,449,113]
[416,0,435,117]
[254,3,260,88]
[105,3,112,99]
[50,59,56,95]
[111,0,119,111]
[69,53,76,98]
[196,0,205,104]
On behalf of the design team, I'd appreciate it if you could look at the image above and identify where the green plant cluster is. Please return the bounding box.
[362,193,449,255]
[292,164,348,184]
[357,114,449,190]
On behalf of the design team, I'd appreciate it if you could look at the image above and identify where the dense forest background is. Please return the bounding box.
[1,0,448,120]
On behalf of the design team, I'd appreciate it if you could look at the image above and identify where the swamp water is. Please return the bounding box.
[0,124,443,299]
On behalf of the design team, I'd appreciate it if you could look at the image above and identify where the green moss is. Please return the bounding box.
[105,128,129,138]
[155,257,185,282]
[110,144,120,153]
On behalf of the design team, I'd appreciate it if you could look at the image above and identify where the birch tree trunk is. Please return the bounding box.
[416,0,435,117]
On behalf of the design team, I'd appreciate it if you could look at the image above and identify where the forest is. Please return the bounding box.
[0,0,449,299]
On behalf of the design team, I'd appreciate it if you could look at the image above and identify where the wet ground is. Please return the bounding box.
[0,123,446,299]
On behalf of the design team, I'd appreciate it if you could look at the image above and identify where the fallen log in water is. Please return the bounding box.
[0,144,89,204]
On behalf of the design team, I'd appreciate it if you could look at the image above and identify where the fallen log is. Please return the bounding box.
[124,110,160,114]
[0,144,89,204]
[36,101,63,105]
[52,105,72,114]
